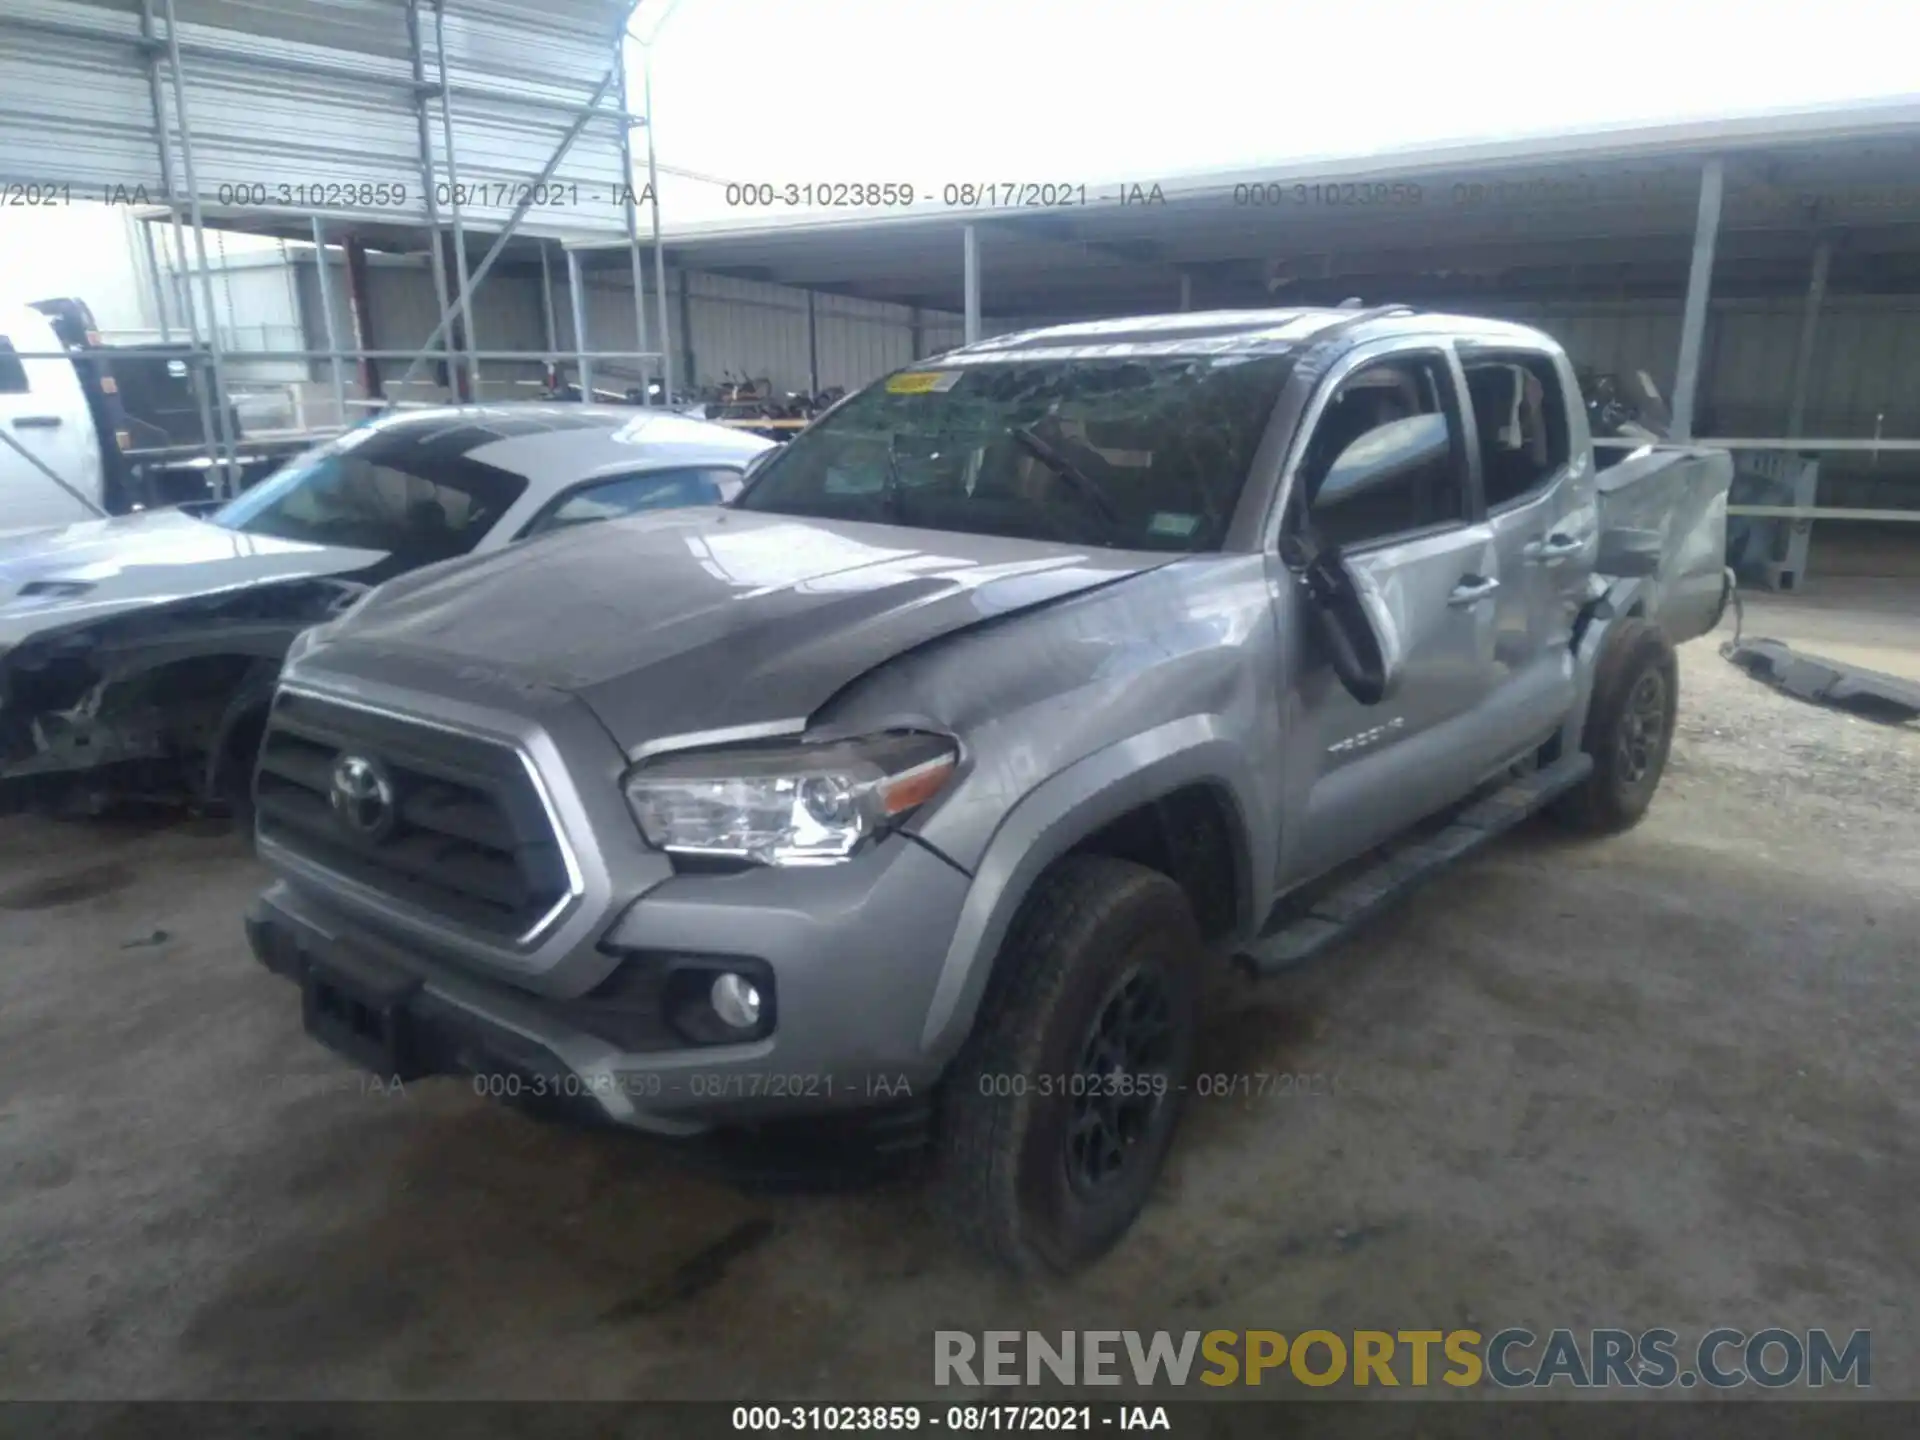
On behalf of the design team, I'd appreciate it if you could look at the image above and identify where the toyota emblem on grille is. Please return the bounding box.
[329,753,397,841]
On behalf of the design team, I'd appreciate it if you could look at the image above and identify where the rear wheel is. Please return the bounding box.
[1553,617,1678,833]
[934,855,1201,1274]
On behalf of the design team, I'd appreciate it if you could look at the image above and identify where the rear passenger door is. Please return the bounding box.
[1457,344,1589,751]
[1275,344,1503,886]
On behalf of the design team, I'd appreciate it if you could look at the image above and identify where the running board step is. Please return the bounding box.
[1234,753,1594,977]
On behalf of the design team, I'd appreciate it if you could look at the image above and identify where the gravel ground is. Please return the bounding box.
[0,612,1914,1402]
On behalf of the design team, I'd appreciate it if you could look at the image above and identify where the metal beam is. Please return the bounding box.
[1179,272,1193,311]
[405,0,456,398]
[963,225,981,344]
[1786,237,1833,438]
[539,240,558,353]
[642,45,672,400]
[342,238,383,399]
[678,265,695,393]
[160,0,242,495]
[309,217,349,427]
[430,0,478,398]
[1669,157,1724,441]
[806,290,818,394]
[0,12,643,123]
[137,219,171,341]
[140,0,219,487]
[614,36,650,399]
[567,248,593,399]
[982,214,1166,269]
[391,60,622,393]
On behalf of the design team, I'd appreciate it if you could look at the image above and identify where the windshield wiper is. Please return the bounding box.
[1009,424,1125,540]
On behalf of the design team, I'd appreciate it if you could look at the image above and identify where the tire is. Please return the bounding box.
[934,855,1202,1275]
[1553,617,1679,834]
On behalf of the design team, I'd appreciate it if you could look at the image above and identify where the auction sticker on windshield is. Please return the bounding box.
[885,370,963,394]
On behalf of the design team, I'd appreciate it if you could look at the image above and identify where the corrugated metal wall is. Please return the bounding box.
[0,0,635,237]
[1491,295,1920,439]
[213,237,1920,444]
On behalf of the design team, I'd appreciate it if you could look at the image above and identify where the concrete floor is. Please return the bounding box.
[1,608,1915,1400]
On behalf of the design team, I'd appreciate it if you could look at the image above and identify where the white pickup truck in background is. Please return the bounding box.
[0,304,106,535]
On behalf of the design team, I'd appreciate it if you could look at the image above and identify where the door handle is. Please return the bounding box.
[1522,531,1581,564]
[1448,574,1500,607]
[12,415,63,429]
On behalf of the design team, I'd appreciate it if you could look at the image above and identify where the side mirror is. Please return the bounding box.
[1300,546,1407,706]
[1313,412,1450,514]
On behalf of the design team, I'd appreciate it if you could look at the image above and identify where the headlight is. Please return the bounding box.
[624,731,957,867]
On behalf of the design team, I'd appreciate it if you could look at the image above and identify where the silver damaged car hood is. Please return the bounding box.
[324,508,1169,750]
[0,508,386,651]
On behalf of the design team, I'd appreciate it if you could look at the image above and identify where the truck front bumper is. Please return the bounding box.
[245,833,972,1136]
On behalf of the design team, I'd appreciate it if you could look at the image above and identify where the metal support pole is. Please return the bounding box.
[309,216,349,428]
[344,239,383,400]
[138,218,172,341]
[1786,237,1832,439]
[806,290,819,395]
[567,249,593,399]
[615,41,651,399]
[406,0,455,398]
[431,0,478,398]
[1781,456,1820,588]
[909,306,923,361]
[963,225,981,345]
[1179,272,1193,312]
[1670,157,1723,443]
[642,47,672,400]
[141,0,217,477]
[160,0,243,495]
[391,60,622,393]
[539,240,558,352]
[678,265,694,392]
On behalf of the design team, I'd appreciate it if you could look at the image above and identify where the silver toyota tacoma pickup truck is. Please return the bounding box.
[244,306,1731,1273]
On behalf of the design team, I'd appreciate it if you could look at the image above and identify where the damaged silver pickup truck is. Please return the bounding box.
[247,306,1732,1273]
[0,406,770,815]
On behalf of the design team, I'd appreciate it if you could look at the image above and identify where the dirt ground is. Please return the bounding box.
[1,590,1915,1402]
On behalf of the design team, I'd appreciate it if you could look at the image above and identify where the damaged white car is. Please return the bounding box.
[0,404,770,816]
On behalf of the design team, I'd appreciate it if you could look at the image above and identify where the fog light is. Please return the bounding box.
[710,973,763,1030]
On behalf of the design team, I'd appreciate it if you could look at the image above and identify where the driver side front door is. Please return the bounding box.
[1273,346,1505,889]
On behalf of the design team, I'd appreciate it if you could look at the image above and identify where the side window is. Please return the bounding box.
[1462,352,1570,509]
[526,466,737,537]
[0,338,30,395]
[1296,355,1467,551]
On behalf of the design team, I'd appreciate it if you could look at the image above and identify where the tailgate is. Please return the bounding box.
[1595,444,1732,644]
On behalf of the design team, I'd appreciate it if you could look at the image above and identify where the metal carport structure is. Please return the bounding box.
[0,0,674,494]
[568,96,1920,584]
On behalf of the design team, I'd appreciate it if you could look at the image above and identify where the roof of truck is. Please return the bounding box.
[932,306,1560,364]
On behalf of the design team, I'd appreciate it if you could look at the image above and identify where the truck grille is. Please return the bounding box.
[254,689,573,940]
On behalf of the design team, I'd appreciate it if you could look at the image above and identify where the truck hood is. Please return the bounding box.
[321,508,1168,752]
[0,508,386,651]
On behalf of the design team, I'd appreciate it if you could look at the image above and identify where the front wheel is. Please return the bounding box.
[1553,617,1679,833]
[933,855,1202,1275]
